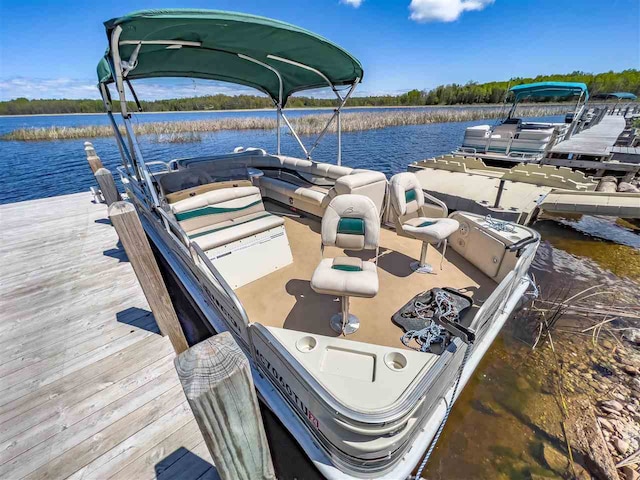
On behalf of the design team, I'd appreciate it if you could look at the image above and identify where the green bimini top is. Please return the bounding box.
[592,92,637,100]
[509,82,589,101]
[97,9,363,106]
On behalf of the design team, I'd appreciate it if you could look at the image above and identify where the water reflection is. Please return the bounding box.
[423,215,639,479]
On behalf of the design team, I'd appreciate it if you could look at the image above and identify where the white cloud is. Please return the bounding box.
[0,77,264,101]
[0,77,99,101]
[409,0,494,23]
[340,0,364,8]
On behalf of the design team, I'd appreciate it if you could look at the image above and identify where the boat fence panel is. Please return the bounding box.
[502,163,598,191]
[470,243,535,335]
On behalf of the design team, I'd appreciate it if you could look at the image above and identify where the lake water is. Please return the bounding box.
[1,108,638,479]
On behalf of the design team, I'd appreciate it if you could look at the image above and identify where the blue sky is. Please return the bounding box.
[0,0,638,100]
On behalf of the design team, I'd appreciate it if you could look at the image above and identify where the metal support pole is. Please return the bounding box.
[337,109,342,166]
[276,108,281,155]
[410,242,434,274]
[280,111,309,158]
[494,179,506,208]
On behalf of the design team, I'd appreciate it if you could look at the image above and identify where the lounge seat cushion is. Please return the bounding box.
[310,257,379,298]
[171,186,264,233]
[402,217,460,243]
[259,176,327,206]
[189,211,285,251]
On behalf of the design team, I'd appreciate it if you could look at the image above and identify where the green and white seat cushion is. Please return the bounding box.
[389,172,459,245]
[311,194,380,299]
[170,186,284,251]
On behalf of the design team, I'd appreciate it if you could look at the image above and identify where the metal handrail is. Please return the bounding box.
[469,234,538,332]
[116,164,250,329]
[156,207,190,246]
[422,189,448,217]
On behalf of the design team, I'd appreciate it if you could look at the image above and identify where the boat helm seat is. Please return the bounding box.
[310,194,380,335]
[389,172,459,274]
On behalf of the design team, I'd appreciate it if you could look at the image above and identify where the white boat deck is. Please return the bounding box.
[538,190,640,218]
[550,116,627,156]
[0,193,219,480]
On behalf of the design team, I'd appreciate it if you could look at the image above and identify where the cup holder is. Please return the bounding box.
[295,336,318,353]
[384,352,408,372]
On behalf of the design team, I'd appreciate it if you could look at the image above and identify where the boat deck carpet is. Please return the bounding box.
[236,208,496,350]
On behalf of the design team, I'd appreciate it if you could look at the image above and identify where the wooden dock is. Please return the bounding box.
[550,115,627,156]
[0,192,219,480]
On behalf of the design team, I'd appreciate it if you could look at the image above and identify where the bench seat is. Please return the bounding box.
[188,211,284,251]
[169,185,292,288]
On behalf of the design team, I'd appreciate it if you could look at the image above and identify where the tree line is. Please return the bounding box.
[1,69,637,116]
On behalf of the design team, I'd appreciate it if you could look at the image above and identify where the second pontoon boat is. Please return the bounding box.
[456,81,589,164]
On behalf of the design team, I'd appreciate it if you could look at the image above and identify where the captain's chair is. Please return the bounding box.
[389,172,459,274]
[310,194,380,335]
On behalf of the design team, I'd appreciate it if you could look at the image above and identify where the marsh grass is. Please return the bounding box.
[152,132,203,143]
[1,105,569,141]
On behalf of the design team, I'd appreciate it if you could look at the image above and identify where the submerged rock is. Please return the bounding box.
[623,328,640,345]
[542,443,568,473]
[601,400,624,412]
[621,465,640,480]
[598,417,614,432]
[614,437,630,455]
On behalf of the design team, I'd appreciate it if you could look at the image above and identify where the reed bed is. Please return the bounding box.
[1,105,568,141]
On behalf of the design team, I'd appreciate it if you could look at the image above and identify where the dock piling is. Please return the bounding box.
[84,142,104,174]
[175,332,276,480]
[108,201,189,354]
[95,168,122,206]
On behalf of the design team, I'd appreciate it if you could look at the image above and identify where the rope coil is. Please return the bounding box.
[401,291,460,352]
[485,214,516,233]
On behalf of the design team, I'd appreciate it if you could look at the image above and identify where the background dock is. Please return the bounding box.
[0,192,219,480]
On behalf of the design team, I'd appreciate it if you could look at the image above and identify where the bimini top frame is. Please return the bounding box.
[97,9,363,192]
[505,81,589,120]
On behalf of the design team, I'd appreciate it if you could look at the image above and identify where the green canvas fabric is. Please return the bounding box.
[337,218,365,235]
[405,189,417,203]
[98,9,363,106]
[174,199,263,221]
[509,82,588,101]
[331,264,362,272]
[418,220,435,228]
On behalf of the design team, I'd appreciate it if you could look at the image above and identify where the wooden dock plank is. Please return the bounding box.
[106,420,206,480]
[155,441,219,480]
[551,116,627,156]
[0,192,212,479]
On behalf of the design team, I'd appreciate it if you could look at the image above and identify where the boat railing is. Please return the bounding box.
[469,237,538,334]
[117,164,251,331]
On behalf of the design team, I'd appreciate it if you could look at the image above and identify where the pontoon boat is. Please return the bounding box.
[97,9,540,478]
[456,81,589,165]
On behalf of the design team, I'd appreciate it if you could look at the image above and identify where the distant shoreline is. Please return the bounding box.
[0,102,573,119]
[2,105,568,141]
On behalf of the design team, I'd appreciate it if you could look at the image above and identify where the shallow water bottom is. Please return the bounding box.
[422,216,640,479]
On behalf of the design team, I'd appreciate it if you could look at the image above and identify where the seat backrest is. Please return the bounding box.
[330,171,388,217]
[158,168,212,195]
[321,194,379,251]
[170,186,264,234]
[389,172,424,217]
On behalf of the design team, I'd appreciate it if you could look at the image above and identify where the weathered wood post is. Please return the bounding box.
[84,142,104,174]
[108,201,189,354]
[175,333,276,480]
[95,168,122,206]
